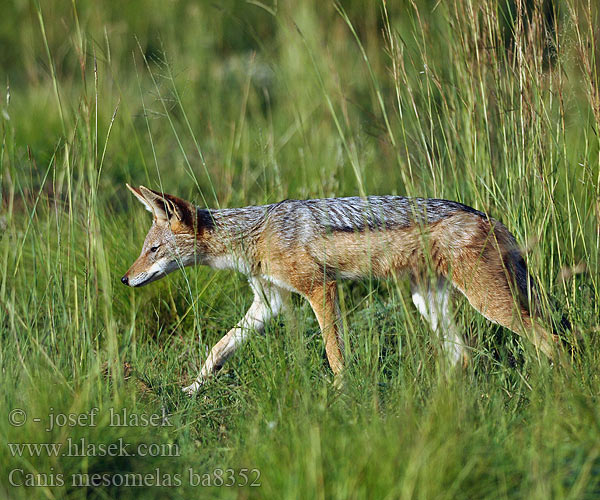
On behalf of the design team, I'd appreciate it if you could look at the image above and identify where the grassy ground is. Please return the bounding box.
[1,1,599,498]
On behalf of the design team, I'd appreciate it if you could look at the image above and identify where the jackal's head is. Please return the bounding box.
[121,185,200,287]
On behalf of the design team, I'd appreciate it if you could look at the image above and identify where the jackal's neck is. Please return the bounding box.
[196,205,269,272]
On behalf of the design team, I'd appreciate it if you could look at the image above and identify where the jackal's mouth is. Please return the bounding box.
[131,270,162,287]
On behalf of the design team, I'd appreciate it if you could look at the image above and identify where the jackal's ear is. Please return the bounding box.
[126,183,155,214]
[138,185,186,223]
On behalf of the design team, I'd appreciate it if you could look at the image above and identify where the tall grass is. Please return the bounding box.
[0,1,599,498]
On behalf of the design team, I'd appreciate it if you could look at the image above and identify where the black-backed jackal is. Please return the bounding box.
[121,185,558,395]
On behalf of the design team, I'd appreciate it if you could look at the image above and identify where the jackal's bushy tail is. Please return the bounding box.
[506,247,572,338]
[436,213,560,357]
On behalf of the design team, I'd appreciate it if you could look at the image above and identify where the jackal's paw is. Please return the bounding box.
[333,373,345,391]
[182,381,202,396]
[460,351,470,369]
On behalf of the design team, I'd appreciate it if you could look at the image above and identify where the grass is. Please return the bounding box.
[0,0,599,498]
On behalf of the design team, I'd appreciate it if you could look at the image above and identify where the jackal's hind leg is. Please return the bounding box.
[411,276,467,366]
[183,278,289,395]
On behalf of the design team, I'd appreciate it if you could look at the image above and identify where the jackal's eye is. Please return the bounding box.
[150,245,159,253]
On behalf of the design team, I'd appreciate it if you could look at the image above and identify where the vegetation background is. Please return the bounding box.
[1,0,599,498]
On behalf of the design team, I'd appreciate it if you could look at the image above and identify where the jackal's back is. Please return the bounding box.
[264,196,486,241]
[230,196,504,289]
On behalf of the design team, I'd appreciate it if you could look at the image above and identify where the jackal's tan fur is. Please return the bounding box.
[122,185,556,394]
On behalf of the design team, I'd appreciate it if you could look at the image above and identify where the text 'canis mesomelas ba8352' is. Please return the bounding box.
[121,185,558,395]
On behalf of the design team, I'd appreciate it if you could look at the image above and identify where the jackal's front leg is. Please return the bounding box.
[183,279,288,395]
[307,282,345,384]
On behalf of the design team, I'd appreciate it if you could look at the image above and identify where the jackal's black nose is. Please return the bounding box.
[121,276,129,286]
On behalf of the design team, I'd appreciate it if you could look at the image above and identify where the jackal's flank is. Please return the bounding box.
[122,185,557,395]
